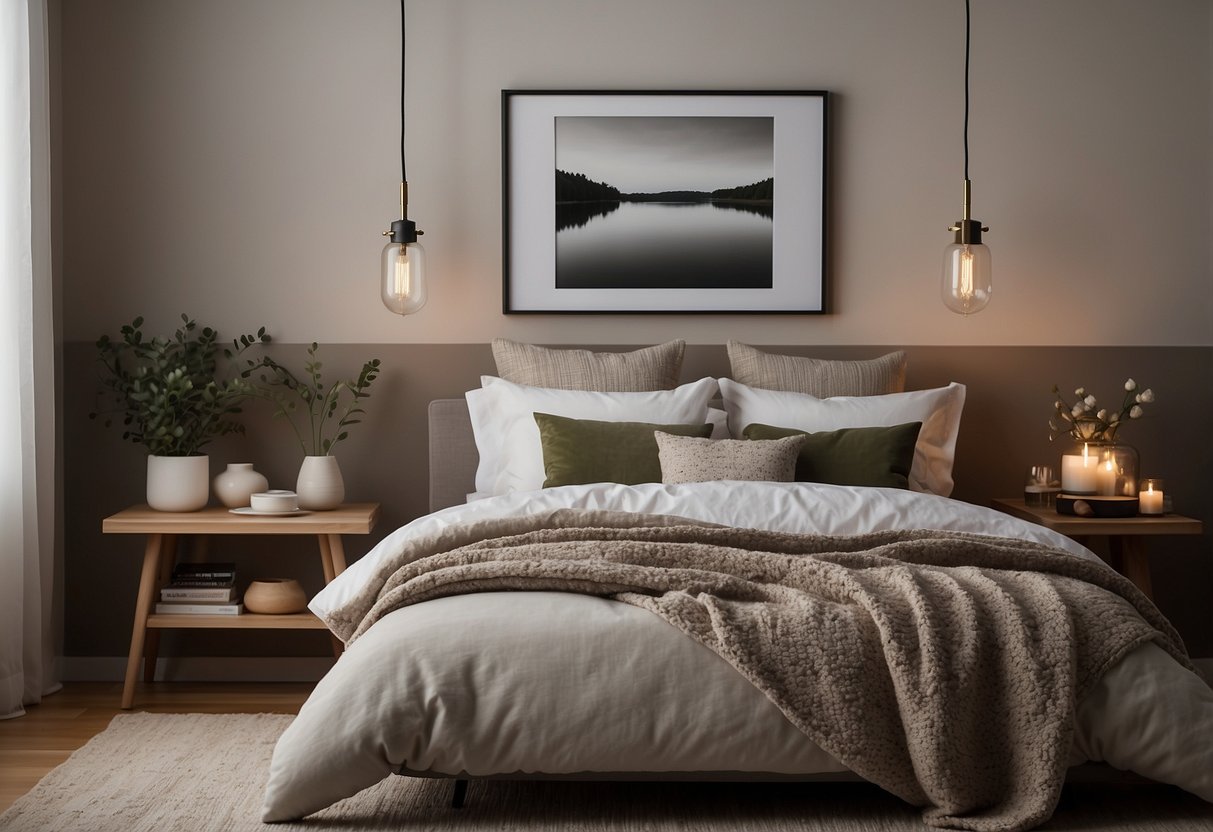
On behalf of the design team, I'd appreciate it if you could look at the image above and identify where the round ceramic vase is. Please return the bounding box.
[146,455,210,512]
[296,455,344,510]
[212,462,270,508]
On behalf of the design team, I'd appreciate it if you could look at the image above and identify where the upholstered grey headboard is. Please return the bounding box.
[428,399,479,513]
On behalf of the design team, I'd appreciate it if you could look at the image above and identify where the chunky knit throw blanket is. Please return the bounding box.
[326,509,1189,832]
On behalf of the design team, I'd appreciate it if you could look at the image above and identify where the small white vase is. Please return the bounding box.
[212,462,269,508]
[296,455,344,510]
[146,454,210,512]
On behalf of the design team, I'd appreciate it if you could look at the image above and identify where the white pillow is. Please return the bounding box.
[467,376,719,496]
[717,378,967,497]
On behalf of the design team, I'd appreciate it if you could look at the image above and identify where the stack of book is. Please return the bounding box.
[155,562,243,615]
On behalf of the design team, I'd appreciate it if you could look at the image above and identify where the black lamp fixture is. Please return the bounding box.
[941,0,992,316]
[381,0,427,315]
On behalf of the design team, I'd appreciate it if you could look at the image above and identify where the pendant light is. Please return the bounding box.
[941,0,991,316]
[381,0,427,315]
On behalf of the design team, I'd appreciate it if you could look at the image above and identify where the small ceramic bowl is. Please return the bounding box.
[243,578,307,615]
[250,490,299,512]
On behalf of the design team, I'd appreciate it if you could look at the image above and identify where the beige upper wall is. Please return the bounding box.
[60,0,1213,346]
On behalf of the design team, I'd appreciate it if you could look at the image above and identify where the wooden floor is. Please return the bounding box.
[0,681,313,812]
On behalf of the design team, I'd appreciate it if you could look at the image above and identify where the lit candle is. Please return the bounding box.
[1061,443,1099,494]
[1139,480,1164,515]
[1095,456,1118,496]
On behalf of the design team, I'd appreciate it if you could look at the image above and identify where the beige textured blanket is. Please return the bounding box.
[327,509,1189,832]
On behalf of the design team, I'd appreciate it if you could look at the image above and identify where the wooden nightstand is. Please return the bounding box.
[102,503,380,708]
[990,498,1202,601]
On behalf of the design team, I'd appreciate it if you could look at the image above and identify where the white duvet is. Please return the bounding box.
[264,482,1213,822]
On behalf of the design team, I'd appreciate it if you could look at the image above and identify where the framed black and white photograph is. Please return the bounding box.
[502,90,828,314]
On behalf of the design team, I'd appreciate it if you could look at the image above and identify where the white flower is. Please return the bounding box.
[1109,412,1120,423]
[1096,409,1107,420]
[1124,379,1137,391]
[1138,388,1154,403]
[1075,387,1086,396]
[1083,395,1096,408]
[1129,405,1143,419]
[1071,404,1085,417]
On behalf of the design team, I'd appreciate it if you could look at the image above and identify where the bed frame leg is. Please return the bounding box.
[451,778,468,809]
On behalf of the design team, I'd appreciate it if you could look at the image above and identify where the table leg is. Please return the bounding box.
[317,535,336,584]
[123,534,164,709]
[316,535,343,658]
[327,535,348,577]
[143,534,178,683]
[1113,536,1154,601]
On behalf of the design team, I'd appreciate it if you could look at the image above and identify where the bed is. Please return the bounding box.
[261,345,1213,831]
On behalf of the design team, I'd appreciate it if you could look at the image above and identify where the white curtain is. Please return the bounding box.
[1,0,59,719]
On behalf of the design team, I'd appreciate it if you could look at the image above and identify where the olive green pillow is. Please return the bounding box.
[534,412,713,488]
[741,421,922,489]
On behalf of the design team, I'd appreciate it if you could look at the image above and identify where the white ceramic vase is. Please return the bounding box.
[146,454,210,512]
[212,462,269,508]
[296,455,344,510]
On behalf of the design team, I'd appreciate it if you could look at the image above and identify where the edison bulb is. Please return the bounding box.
[941,242,991,315]
[381,239,427,314]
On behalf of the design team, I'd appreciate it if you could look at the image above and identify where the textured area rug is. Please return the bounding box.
[1,713,1211,831]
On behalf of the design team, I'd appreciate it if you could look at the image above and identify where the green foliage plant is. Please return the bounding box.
[91,315,269,456]
[239,343,381,456]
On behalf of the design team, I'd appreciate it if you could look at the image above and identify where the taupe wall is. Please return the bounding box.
[58,0,1213,346]
[54,1,1213,667]
[65,343,1213,659]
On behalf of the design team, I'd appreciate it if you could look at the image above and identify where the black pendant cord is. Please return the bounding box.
[407,0,412,185]
[963,0,970,182]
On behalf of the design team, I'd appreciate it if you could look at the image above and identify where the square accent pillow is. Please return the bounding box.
[718,378,966,496]
[492,339,685,391]
[726,341,907,397]
[742,422,922,489]
[655,431,804,485]
[535,413,713,488]
[466,376,718,495]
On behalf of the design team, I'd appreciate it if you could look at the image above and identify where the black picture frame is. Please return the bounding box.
[502,89,829,314]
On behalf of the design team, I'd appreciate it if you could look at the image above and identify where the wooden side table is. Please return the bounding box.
[102,502,380,709]
[990,498,1202,600]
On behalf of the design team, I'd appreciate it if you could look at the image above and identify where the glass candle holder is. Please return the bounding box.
[1139,478,1165,515]
[1025,465,1061,508]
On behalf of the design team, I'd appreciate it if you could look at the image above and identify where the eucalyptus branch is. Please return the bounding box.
[239,344,381,456]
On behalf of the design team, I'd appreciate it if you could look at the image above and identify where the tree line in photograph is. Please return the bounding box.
[556,170,773,205]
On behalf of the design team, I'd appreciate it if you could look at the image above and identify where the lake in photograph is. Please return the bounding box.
[555,200,773,289]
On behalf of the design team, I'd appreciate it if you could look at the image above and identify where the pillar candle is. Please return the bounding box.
[1139,482,1164,515]
[1095,457,1119,496]
[1061,444,1099,494]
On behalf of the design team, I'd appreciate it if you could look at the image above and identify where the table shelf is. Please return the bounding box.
[147,611,328,630]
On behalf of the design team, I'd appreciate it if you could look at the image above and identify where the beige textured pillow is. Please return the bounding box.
[492,339,685,391]
[726,341,907,397]
[655,431,804,484]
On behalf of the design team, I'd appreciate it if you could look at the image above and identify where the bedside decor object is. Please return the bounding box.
[1050,379,1150,514]
[940,0,992,316]
[1023,465,1059,508]
[503,90,827,313]
[380,0,426,315]
[250,490,299,513]
[212,463,269,509]
[239,342,380,510]
[296,456,345,511]
[244,579,308,615]
[1139,479,1165,515]
[91,315,268,511]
